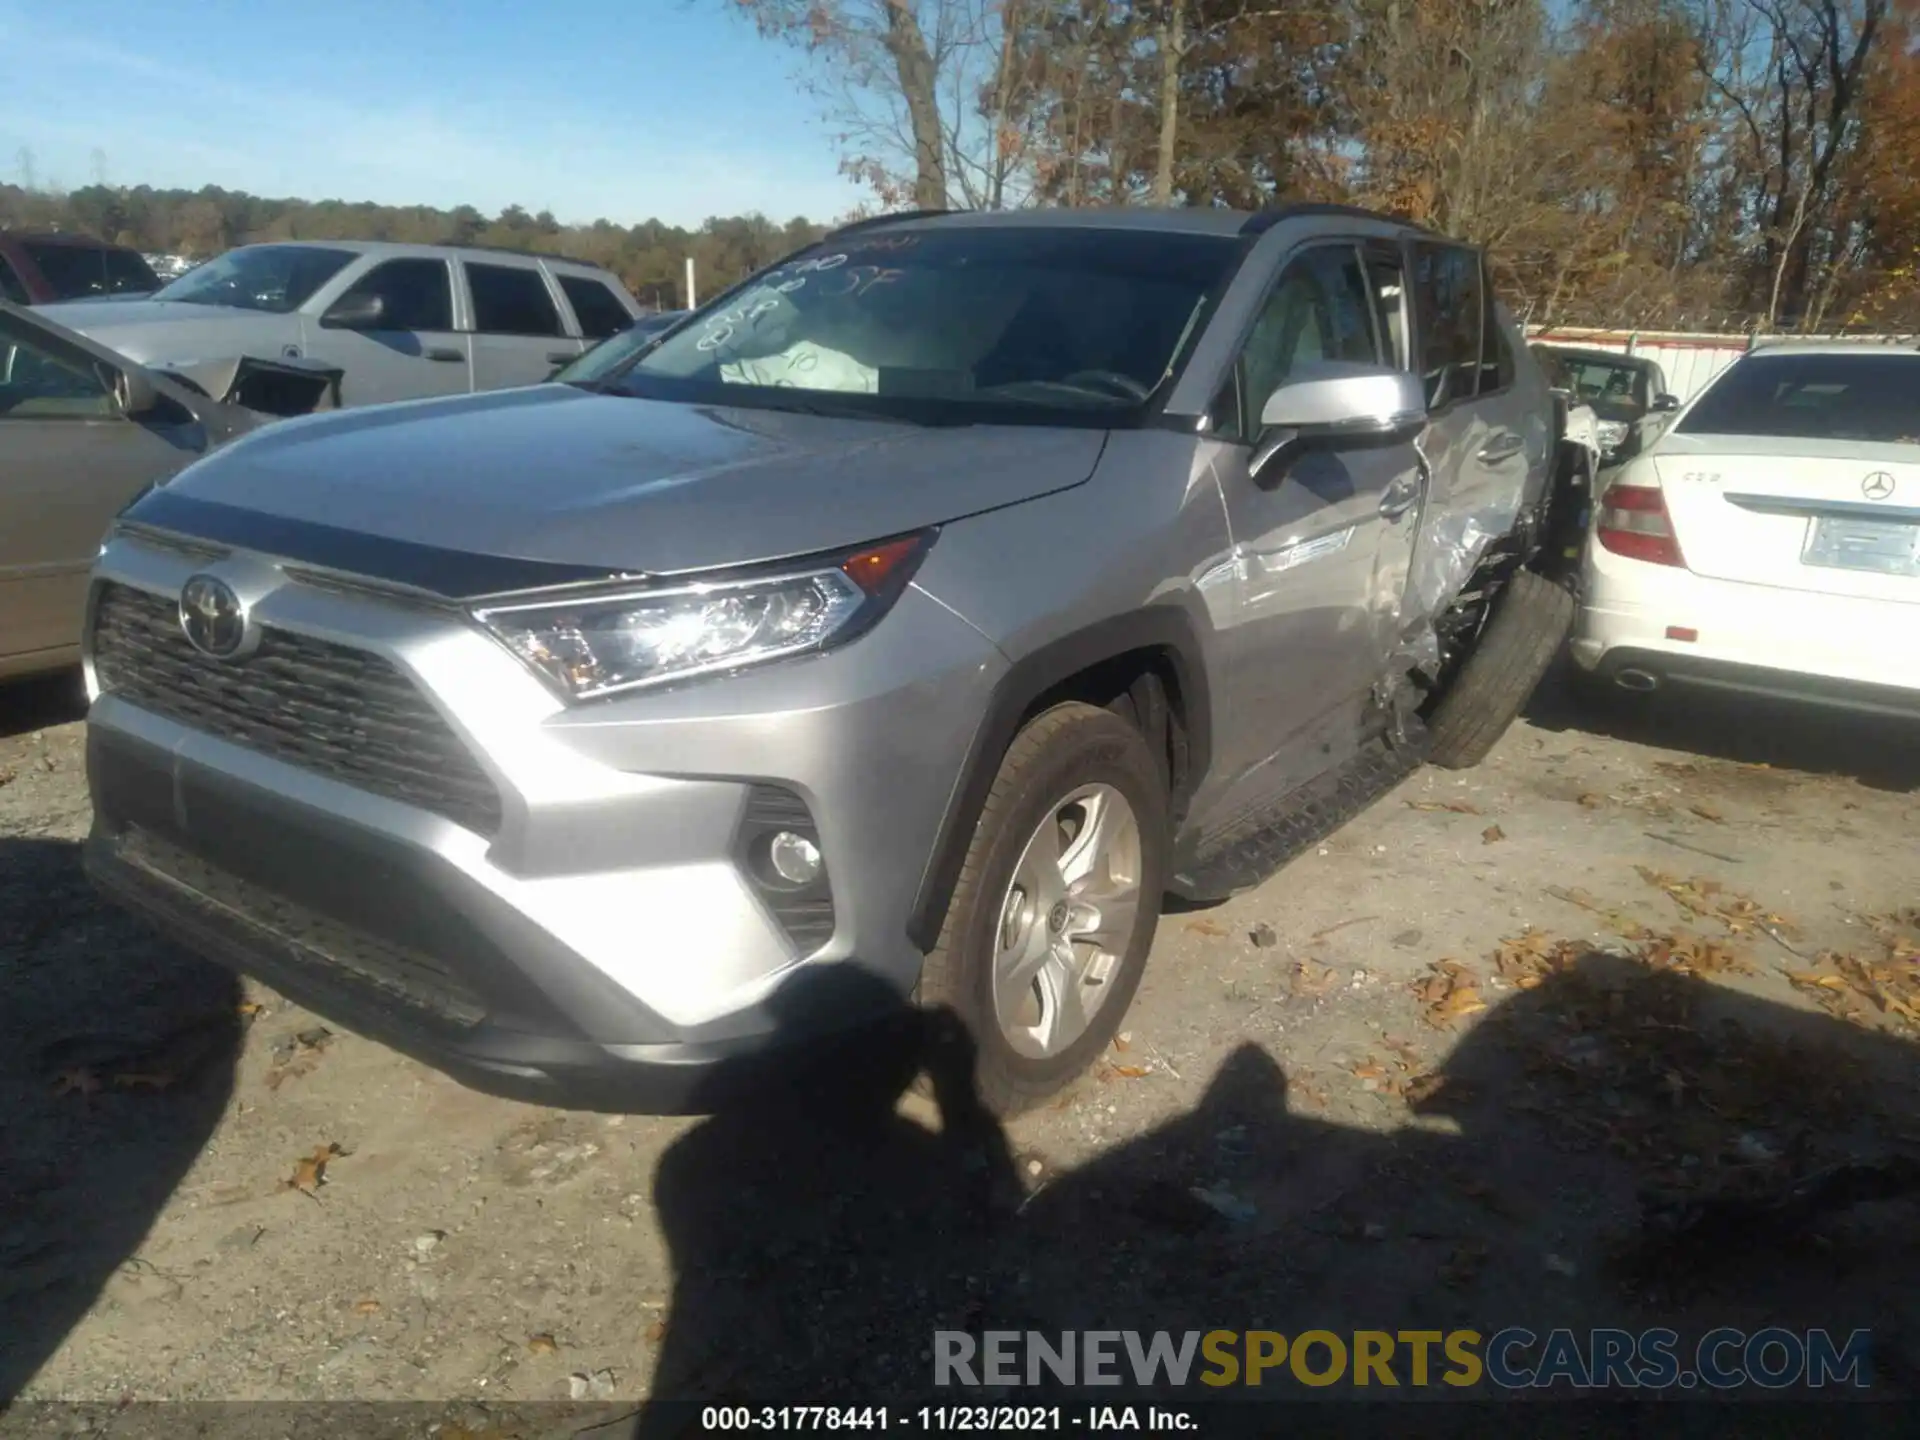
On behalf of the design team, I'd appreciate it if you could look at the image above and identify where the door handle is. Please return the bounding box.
[547,351,576,365]
[1477,434,1525,464]
[425,347,465,363]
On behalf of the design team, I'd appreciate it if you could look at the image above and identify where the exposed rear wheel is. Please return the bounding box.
[919,702,1167,1116]
[1425,569,1576,770]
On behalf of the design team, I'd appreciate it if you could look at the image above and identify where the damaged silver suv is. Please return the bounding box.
[83,206,1577,1115]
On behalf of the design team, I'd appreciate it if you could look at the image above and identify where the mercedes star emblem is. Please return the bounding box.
[1862,471,1896,501]
[178,573,250,659]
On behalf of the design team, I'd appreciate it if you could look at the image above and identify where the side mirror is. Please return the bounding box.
[320,292,386,330]
[1250,362,1428,482]
[110,365,161,419]
[1651,392,1680,413]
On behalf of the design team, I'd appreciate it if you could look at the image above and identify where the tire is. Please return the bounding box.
[1424,569,1576,770]
[919,701,1169,1117]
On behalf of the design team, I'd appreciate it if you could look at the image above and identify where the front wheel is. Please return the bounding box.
[919,702,1169,1116]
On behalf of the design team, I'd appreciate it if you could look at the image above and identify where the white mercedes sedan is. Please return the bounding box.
[1571,342,1919,718]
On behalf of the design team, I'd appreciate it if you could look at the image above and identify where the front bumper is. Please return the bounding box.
[83,528,1007,1109]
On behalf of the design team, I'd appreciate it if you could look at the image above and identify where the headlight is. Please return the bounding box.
[472,532,931,701]
[1596,420,1629,451]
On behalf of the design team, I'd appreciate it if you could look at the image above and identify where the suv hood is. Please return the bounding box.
[152,384,1110,577]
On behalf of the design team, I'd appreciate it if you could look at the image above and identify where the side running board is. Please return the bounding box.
[1170,728,1428,902]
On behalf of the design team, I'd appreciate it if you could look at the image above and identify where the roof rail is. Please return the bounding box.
[826,208,958,238]
[453,241,610,269]
[1238,203,1437,237]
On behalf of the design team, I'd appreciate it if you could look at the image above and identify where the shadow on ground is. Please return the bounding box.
[635,950,1920,1428]
[0,668,88,742]
[1527,659,1920,794]
[0,837,243,1403]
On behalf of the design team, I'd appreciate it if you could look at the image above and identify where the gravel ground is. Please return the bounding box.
[4,663,1920,1419]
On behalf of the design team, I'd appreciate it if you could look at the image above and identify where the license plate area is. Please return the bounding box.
[1802,514,1920,578]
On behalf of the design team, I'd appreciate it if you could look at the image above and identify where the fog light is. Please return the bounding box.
[767,830,823,885]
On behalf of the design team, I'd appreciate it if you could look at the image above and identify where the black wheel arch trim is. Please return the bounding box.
[905,604,1214,953]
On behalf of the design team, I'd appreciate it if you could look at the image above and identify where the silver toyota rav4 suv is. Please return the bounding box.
[83,206,1579,1114]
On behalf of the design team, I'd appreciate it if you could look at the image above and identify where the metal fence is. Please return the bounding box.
[1525,327,1916,404]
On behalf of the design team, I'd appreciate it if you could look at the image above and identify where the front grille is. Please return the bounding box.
[91,582,504,836]
[116,826,487,1028]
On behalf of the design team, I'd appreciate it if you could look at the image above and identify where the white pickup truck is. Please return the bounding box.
[36,240,643,409]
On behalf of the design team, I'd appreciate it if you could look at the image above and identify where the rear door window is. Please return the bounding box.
[558,275,631,340]
[0,255,27,304]
[466,263,565,337]
[1677,352,1920,442]
[1410,242,1484,408]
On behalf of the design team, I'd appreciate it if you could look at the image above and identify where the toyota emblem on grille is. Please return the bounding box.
[178,574,253,659]
[1863,471,1896,500]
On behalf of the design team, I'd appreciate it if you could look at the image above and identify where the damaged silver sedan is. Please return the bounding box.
[0,300,341,681]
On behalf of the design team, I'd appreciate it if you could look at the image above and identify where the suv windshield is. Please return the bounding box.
[154,244,357,314]
[599,227,1239,425]
[1677,351,1920,444]
[1553,354,1649,420]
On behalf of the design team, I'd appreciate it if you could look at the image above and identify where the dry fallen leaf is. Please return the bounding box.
[1689,803,1726,824]
[528,1332,559,1355]
[1407,799,1483,815]
[644,1320,667,1344]
[354,1299,382,1316]
[284,1142,346,1195]
[1415,961,1487,1027]
[1184,918,1228,938]
[1482,824,1506,845]
[1291,959,1337,998]
[1109,1064,1151,1079]
[1577,793,1607,809]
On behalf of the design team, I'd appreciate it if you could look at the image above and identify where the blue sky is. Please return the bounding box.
[0,0,867,227]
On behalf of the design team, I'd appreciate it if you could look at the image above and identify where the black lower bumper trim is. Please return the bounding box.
[1593,648,1920,721]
